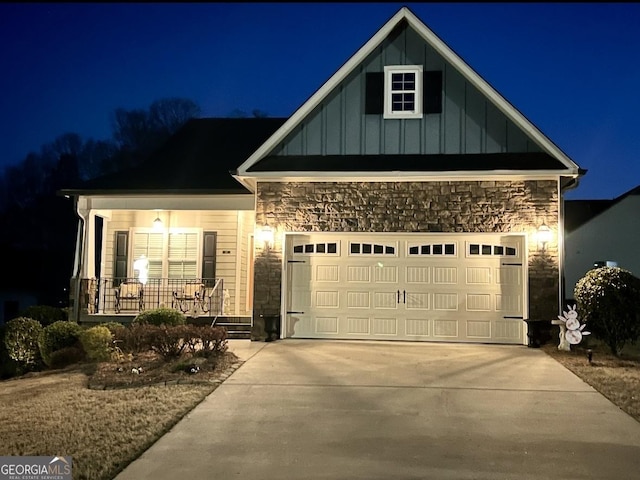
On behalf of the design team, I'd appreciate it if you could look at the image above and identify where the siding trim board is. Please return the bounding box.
[248,152,566,173]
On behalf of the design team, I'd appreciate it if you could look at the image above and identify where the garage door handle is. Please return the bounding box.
[403,290,406,304]
[287,260,306,264]
[503,316,524,319]
[397,290,401,304]
[287,311,305,314]
[502,263,522,266]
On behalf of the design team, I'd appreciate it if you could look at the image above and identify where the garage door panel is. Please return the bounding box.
[494,320,522,340]
[434,293,459,310]
[286,233,526,344]
[467,267,491,284]
[316,317,339,334]
[373,292,399,309]
[433,266,457,284]
[467,320,491,338]
[496,267,521,285]
[406,318,431,336]
[434,319,458,337]
[347,266,370,282]
[347,291,370,308]
[374,265,398,283]
[316,264,339,282]
[373,317,398,335]
[406,266,430,283]
[466,294,491,311]
[496,294,522,313]
[406,292,429,310]
[347,317,370,334]
[315,291,339,308]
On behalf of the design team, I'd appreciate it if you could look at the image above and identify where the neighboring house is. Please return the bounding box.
[61,7,583,345]
[564,186,640,301]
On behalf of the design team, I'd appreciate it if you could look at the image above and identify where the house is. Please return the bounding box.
[564,186,640,301]
[61,7,583,344]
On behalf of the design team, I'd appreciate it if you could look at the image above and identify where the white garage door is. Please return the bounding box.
[284,233,527,344]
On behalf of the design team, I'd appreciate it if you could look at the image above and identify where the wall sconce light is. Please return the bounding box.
[256,225,274,247]
[536,222,552,251]
[153,216,163,230]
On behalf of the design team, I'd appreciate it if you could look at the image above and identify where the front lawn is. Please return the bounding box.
[0,351,240,480]
[542,341,640,423]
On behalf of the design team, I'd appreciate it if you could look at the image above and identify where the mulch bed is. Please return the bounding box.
[88,350,242,389]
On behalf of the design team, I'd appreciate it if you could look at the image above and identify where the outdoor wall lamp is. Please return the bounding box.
[153,211,164,230]
[536,222,552,251]
[256,225,274,248]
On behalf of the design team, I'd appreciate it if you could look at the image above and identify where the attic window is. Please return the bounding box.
[384,65,422,119]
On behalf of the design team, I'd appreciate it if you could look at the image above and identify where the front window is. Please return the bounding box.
[131,228,200,280]
[384,65,422,119]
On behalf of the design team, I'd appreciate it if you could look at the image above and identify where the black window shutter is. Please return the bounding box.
[365,72,384,114]
[424,71,443,114]
[114,231,128,287]
[202,232,217,287]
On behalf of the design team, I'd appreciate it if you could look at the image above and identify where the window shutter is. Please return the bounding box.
[424,71,443,114]
[114,231,128,287]
[202,232,217,287]
[365,72,384,114]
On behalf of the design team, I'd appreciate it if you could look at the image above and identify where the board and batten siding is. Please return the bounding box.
[272,24,541,158]
[101,210,249,316]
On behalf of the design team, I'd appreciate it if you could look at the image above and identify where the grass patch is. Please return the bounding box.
[0,351,241,480]
[542,340,640,423]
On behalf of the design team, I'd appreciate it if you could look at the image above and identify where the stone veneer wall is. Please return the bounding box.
[253,180,559,336]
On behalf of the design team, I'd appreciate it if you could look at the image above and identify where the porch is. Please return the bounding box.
[75,277,225,318]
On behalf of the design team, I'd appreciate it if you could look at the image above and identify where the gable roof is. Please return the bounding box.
[235,6,581,184]
[60,118,286,196]
[565,185,640,233]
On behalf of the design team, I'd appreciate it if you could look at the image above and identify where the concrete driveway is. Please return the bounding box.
[116,340,640,480]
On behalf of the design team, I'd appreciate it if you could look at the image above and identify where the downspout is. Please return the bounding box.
[559,173,584,309]
[72,197,87,323]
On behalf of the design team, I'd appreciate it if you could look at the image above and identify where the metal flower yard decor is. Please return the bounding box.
[552,304,590,351]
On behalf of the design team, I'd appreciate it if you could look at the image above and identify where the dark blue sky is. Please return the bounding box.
[1,3,638,200]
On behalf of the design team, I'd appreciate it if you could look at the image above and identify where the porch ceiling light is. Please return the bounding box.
[536,223,552,250]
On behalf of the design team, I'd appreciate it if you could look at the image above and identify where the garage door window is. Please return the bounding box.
[293,242,339,255]
[468,243,517,256]
[349,242,397,255]
[408,243,456,256]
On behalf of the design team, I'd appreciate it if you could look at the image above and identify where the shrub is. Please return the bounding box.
[574,266,640,356]
[133,307,186,326]
[80,326,113,362]
[148,325,188,360]
[38,321,83,367]
[99,322,127,335]
[113,323,154,354]
[4,317,43,373]
[49,347,86,369]
[0,323,18,378]
[199,326,228,357]
[20,305,67,327]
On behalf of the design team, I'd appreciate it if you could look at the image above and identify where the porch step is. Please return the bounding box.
[215,320,252,340]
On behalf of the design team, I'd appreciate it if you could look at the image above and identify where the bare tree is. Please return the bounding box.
[149,98,201,135]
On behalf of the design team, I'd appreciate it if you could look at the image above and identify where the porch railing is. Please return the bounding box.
[86,277,224,319]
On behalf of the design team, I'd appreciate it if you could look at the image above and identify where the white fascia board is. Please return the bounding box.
[237,6,580,177]
[80,194,255,211]
[236,8,409,175]
[237,170,579,183]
